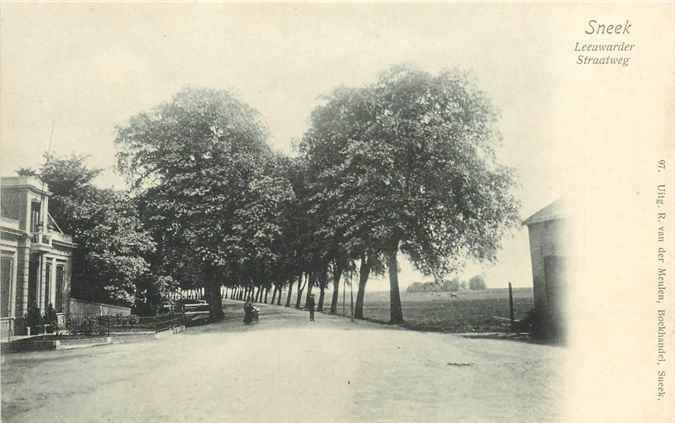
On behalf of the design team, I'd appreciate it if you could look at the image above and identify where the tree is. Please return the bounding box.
[69,188,155,305]
[17,153,102,235]
[442,278,462,292]
[115,87,289,319]
[406,282,425,293]
[18,155,155,306]
[302,65,519,323]
[468,274,487,290]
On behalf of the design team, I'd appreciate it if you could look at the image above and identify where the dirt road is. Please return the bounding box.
[1,300,564,423]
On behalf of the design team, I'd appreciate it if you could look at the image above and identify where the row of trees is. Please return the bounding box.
[26,64,519,322]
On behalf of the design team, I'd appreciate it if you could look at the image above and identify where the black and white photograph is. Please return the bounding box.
[0,3,673,423]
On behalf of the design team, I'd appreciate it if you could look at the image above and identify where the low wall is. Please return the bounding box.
[69,298,131,317]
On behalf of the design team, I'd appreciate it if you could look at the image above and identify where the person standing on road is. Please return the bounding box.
[307,294,316,322]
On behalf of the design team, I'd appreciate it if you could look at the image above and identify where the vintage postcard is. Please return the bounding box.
[0,2,673,423]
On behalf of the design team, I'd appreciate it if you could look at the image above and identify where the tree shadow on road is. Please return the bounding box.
[182,301,398,336]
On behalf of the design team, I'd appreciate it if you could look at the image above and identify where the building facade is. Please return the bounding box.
[1,176,75,337]
[524,199,568,340]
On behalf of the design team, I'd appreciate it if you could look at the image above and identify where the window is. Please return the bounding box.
[1,256,13,317]
[31,201,41,233]
[44,262,52,308]
[28,256,39,308]
[55,265,64,313]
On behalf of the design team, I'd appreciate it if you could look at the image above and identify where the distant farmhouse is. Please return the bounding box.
[524,199,568,340]
[1,177,75,337]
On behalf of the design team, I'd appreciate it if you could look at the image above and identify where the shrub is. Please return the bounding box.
[45,303,59,333]
[25,302,43,333]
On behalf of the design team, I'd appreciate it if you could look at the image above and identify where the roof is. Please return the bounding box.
[523,199,565,226]
[1,176,51,196]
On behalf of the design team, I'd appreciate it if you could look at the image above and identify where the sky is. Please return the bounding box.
[0,3,589,289]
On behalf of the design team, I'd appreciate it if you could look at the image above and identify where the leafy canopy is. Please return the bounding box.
[302,64,520,278]
[115,87,294,305]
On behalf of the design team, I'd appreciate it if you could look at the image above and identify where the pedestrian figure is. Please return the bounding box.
[243,298,259,324]
[307,294,316,321]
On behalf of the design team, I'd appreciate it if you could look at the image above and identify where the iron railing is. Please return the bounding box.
[66,313,186,336]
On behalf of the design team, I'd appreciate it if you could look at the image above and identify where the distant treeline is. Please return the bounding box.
[407,275,487,293]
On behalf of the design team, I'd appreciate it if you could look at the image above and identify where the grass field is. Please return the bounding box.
[231,287,535,334]
[351,288,534,333]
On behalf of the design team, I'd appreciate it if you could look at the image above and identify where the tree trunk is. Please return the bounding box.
[317,266,328,311]
[354,255,372,319]
[304,272,315,309]
[317,285,326,311]
[285,279,294,307]
[330,265,343,313]
[296,273,307,309]
[205,274,224,321]
[387,246,403,323]
[271,284,278,304]
[277,285,283,305]
[264,287,269,303]
[295,285,304,308]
